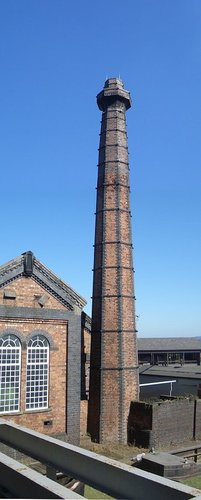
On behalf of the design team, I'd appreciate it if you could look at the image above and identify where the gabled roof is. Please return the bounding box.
[0,251,87,311]
[138,337,201,352]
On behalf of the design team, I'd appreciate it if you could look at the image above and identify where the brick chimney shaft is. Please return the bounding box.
[88,78,139,444]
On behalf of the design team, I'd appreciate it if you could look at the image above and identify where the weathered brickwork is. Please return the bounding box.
[0,253,86,446]
[0,278,67,311]
[0,279,67,436]
[128,399,201,448]
[80,314,91,434]
[80,400,88,435]
[88,78,139,444]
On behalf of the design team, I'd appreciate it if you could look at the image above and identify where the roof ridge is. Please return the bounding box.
[0,252,87,310]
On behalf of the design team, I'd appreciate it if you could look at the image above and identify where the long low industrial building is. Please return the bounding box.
[138,338,201,366]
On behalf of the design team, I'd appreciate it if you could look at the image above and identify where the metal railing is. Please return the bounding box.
[0,419,200,499]
[140,379,176,396]
[171,444,201,464]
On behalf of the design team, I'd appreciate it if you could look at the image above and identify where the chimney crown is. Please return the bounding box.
[97,77,132,112]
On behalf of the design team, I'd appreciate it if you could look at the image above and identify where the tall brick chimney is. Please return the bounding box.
[87,78,139,444]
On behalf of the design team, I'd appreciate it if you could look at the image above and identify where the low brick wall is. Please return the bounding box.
[128,399,201,448]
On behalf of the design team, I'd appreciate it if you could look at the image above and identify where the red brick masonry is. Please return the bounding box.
[88,78,139,444]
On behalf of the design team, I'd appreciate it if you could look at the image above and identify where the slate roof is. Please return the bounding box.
[139,364,201,379]
[0,251,87,311]
[138,337,201,352]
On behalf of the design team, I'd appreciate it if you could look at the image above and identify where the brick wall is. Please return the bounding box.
[80,400,88,435]
[128,399,201,448]
[0,275,81,445]
[0,277,67,310]
[81,314,91,401]
[0,318,68,436]
[80,314,91,435]
[152,400,194,447]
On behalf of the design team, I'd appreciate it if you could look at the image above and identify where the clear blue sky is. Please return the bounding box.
[0,0,200,337]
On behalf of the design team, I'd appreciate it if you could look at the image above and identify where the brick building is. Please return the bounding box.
[138,337,201,366]
[0,251,86,445]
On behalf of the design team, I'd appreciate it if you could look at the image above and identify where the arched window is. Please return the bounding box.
[0,334,21,414]
[26,335,49,410]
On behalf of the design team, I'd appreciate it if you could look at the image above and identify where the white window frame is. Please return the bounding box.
[26,335,49,411]
[0,334,21,414]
